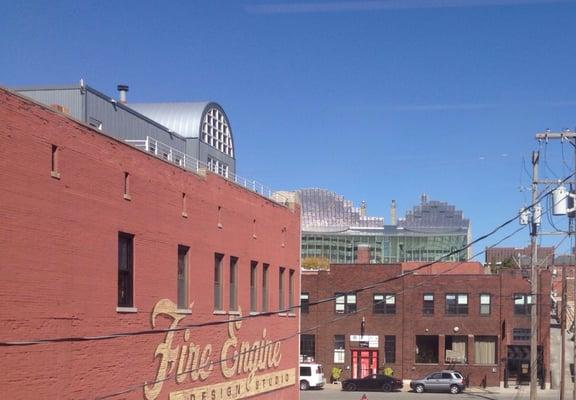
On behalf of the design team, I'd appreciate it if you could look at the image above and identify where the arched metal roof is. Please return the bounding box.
[129,101,227,139]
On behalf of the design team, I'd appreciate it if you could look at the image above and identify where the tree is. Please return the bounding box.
[301,257,330,270]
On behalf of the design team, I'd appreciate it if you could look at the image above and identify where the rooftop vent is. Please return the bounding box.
[117,84,129,104]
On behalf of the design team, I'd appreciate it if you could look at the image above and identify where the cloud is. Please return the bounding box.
[245,0,573,14]
[387,103,502,111]
[347,101,576,112]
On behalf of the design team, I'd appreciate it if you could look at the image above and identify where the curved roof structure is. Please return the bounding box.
[297,188,384,232]
[130,101,222,139]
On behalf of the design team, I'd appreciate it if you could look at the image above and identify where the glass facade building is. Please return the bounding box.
[297,189,471,264]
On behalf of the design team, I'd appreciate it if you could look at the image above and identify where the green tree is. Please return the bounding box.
[301,257,330,270]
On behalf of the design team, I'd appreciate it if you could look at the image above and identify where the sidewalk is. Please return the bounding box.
[325,381,556,395]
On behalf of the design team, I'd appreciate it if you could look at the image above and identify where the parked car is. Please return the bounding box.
[410,370,466,394]
[299,363,325,390]
[342,374,403,392]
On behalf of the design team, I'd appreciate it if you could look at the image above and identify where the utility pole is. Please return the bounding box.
[534,130,576,396]
[562,265,567,400]
[530,129,576,400]
[530,150,539,400]
[572,134,576,400]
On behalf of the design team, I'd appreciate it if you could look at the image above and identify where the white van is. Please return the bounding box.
[299,363,325,390]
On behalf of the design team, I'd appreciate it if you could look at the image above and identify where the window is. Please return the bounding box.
[301,334,315,359]
[229,256,238,311]
[513,328,531,341]
[423,293,434,314]
[207,156,230,178]
[334,335,345,363]
[289,269,295,311]
[474,336,497,364]
[262,264,269,312]
[117,232,134,308]
[335,292,357,314]
[279,267,285,311]
[373,294,395,314]
[384,336,396,363]
[416,335,439,364]
[88,117,103,130]
[480,294,491,315]
[445,293,468,315]
[250,261,257,312]
[202,107,234,157]
[301,293,310,314]
[514,294,532,315]
[445,336,467,364]
[214,253,223,311]
[177,245,189,309]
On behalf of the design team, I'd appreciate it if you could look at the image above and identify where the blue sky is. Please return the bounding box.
[2,0,575,255]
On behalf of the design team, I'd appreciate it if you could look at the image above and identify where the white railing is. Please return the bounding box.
[125,137,289,204]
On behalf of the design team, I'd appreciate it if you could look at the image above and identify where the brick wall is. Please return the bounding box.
[301,265,551,387]
[0,88,301,400]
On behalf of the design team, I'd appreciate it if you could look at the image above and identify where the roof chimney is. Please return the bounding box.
[356,244,371,264]
[390,199,397,225]
[117,84,129,104]
[360,200,366,217]
[421,193,428,204]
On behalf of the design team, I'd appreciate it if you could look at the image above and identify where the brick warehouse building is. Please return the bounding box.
[301,263,551,388]
[0,87,301,400]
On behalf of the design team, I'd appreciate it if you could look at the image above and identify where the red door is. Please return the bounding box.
[351,350,379,379]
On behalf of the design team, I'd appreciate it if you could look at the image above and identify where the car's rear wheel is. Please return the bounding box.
[382,382,392,392]
[344,383,357,391]
[299,380,309,391]
[450,384,460,394]
[415,384,425,393]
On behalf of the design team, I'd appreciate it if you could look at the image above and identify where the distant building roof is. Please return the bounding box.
[130,101,224,139]
[555,255,576,265]
[399,197,469,233]
[296,188,384,232]
[296,188,469,235]
[401,261,484,275]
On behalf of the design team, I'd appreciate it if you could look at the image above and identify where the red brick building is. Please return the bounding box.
[485,245,555,267]
[0,88,301,399]
[301,263,550,388]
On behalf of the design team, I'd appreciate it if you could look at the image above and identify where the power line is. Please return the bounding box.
[95,223,531,400]
[2,172,574,348]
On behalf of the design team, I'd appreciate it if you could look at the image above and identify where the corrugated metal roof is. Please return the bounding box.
[129,102,212,139]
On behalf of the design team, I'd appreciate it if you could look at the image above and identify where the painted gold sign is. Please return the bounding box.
[169,368,296,400]
[144,299,289,400]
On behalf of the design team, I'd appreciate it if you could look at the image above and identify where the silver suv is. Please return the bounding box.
[410,370,466,394]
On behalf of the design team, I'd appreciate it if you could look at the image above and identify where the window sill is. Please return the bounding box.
[278,312,288,317]
[228,310,241,316]
[123,194,132,201]
[181,212,188,218]
[176,309,192,314]
[213,310,227,315]
[249,311,260,316]
[414,363,440,365]
[287,313,296,317]
[51,171,61,180]
[116,307,138,313]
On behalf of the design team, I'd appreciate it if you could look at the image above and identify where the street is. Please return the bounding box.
[300,384,562,400]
